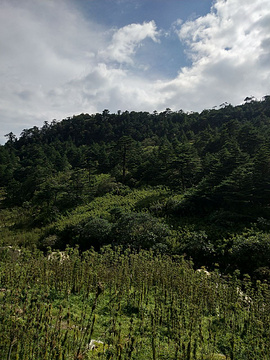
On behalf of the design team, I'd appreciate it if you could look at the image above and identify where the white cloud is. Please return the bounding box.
[100,21,160,64]
[0,0,270,143]
[156,0,270,110]
[0,0,103,140]
[0,0,161,142]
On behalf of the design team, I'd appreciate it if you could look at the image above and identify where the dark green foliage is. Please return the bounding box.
[1,97,270,276]
[177,230,215,266]
[1,98,270,206]
[112,212,170,251]
[230,231,270,275]
[73,217,112,251]
[49,210,170,253]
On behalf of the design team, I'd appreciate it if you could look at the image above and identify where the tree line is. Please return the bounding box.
[1,96,270,277]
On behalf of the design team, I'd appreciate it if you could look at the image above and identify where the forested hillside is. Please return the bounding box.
[1,96,270,278]
[2,97,270,359]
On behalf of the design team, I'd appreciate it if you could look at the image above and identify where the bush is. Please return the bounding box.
[112,212,170,251]
[177,230,215,266]
[79,217,112,250]
[230,231,270,274]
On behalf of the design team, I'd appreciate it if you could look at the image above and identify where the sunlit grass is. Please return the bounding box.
[0,247,270,359]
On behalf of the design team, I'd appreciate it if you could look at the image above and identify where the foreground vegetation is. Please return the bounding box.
[1,247,270,360]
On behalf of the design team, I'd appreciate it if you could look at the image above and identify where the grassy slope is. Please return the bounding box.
[1,247,270,359]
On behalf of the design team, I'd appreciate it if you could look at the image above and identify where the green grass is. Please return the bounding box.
[0,247,270,359]
[52,187,171,231]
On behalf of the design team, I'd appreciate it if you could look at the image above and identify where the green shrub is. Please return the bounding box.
[230,231,270,274]
[112,212,170,251]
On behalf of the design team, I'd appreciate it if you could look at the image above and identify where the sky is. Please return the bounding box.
[1,0,270,144]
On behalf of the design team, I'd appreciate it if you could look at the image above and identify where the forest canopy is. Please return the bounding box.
[1,95,270,278]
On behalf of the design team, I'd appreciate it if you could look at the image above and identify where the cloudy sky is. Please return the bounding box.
[1,0,270,144]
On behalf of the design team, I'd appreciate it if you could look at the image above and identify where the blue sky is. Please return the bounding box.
[84,0,212,78]
[0,0,270,143]
[81,1,211,29]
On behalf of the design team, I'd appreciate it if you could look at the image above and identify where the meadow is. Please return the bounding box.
[1,246,270,360]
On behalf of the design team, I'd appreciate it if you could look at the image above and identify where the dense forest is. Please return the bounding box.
[1,96,270,276]
[0,96,270,277]
[1,96,270,359]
